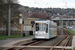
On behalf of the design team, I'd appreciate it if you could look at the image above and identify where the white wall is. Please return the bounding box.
[24,25,31,31]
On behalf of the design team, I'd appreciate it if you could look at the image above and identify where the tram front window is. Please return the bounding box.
[36,23,48,33]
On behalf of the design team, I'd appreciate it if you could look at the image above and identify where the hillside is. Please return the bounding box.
[1,3,75,31]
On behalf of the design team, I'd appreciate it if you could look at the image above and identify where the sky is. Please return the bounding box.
[18,0,75,8]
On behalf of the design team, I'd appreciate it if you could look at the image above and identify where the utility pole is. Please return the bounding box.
[8,0,11,37]
[59,9,63,35]
[60,16,63,35]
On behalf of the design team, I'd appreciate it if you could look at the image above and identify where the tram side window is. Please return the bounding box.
[46,24,48,33]
[50,25,53,31]
[49,24,51,31]
[55,26,57,31]
[36,23,39,31]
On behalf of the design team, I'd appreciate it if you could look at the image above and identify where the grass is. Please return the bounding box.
[0,35,33,40]
[0,35,8,40]
[73,48,75,50]
[9,35,22,38]
[0,48,4,50]
[26,35,33,37]
[67,29,75,35]
[10,35,33,38]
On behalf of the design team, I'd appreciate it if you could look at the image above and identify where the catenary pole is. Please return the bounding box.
[8,0,11,37]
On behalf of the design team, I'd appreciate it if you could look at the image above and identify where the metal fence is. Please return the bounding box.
[0,31,33,35]
[0,31,6,35]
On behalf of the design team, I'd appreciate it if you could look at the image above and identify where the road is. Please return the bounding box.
[72,28,75,31]
[0,36,34,47]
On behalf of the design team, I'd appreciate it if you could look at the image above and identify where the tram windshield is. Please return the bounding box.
[36,23,48,33]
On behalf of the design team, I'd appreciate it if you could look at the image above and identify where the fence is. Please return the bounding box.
[0,31,6,35]
[0,31,33,35]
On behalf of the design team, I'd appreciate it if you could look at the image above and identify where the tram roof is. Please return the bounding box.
[36,19,49,21]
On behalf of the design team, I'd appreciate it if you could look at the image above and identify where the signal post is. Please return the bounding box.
[19,13,23,37]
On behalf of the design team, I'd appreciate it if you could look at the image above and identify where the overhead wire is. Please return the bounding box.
[34,0,45,8]
[40,0,45,4]
[62,0,68,8]
[39,0,48,7]
[46,2,48,7]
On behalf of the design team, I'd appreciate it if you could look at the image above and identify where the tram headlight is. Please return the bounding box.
[35,32,37,34]
[43,32,45,34]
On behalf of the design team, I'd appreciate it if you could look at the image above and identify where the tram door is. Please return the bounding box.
[49,22,53,38]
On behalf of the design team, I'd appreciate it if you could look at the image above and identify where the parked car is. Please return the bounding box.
[66,26,69,29]
[69,27,73,30]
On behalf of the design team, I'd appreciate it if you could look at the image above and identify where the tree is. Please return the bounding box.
[0,0,19,35]
[28,12,48,19]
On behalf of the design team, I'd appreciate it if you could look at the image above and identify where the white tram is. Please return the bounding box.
[34,19,57,39]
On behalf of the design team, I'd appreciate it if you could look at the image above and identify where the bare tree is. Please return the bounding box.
[0,0,19,36]
[2,0,18,3]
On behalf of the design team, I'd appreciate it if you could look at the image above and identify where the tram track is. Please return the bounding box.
[22,40,44,46]
[6,29,73,50]
[50,36,72,50]
[6,36,67,50]
[49,29,73,50]
[63,29,74,35]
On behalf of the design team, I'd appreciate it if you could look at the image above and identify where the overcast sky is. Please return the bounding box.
[18,0,75,8]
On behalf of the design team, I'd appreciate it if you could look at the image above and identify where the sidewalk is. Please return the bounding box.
[72,36,75,47]
[0,36,34,47]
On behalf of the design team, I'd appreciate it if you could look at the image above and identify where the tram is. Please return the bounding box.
[34,19,57,39]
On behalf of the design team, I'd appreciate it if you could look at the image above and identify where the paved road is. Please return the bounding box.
[72,28,75,31]
[72,36,75,47]
[0,36,34,47]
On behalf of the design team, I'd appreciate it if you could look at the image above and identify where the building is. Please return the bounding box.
[23,18,39,31]
[52,17,75,26]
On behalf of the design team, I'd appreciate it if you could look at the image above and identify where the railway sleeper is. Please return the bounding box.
[6,46,73,50]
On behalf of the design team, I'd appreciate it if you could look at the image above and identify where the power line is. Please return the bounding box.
[62,0,68,8]
[40,0,45,4]
[34,0,45,7]
[46,3,48,7]
[34,0,44,7]
[65,0,67,8]
[38,0,48,7]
